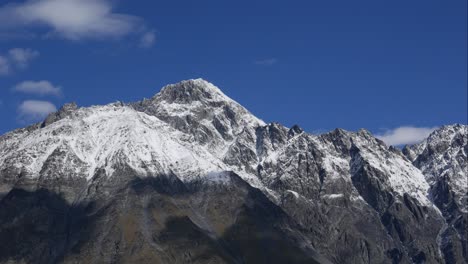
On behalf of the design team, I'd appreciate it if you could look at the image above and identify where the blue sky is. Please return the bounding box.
[0,0,466,145]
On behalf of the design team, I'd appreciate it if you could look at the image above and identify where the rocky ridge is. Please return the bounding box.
[0,79,466,264]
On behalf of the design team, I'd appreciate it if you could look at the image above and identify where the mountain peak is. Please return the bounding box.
[134,78,264,127]
[156,78,228,104]
[130,79,265,153]
[430,123,466,137]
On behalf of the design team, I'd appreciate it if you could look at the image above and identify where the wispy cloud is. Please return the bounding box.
[139,30,156,48]
[254,58,278,66]
[310,128,329,135]
[18,100,56,122]
[0,48,39,75]
[0,55,9,75]
[13,80,62,96]
[375,126,438,146]
[0,0,155,45]
[8,48,39,68]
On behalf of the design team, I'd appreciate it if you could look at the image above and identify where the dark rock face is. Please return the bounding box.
[0,79,465,264]
[0,173,328,264]
[0,189,82,264]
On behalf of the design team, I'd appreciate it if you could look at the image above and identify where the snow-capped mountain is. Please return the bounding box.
[0,79,465,264]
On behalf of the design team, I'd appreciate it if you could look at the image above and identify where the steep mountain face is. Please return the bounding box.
[0,79,465,264]
[403,125,468,263]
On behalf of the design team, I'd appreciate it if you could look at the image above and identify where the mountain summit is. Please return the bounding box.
[0,79,466,264]
[156,78,233,103]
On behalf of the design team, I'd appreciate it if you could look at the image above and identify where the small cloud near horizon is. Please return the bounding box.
[254,58,278,66]
[375,126,438,146]
[13,80,62,96]
[17,100,56,123]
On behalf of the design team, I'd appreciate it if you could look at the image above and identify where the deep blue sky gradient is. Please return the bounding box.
[0,0,466,135]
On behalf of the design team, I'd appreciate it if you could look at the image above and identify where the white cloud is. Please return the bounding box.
[139,31,156,48]
[375,126,438,146]
[13,80,62,96]
[254,58,278,66]
[18,100,57,122]
[0,48,39,76]
[0,0,155,44]
[8,48,39,68]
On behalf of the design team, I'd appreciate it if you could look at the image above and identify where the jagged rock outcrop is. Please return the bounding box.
[42,102,79,127]
[0,78,465,263]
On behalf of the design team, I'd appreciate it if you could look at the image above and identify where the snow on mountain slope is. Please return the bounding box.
[252,124,432,207]
[0,78,440,208]
[0,79,271,194]
[404,124,467,211]
[350,130,431,205]
[0,103,229,182]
